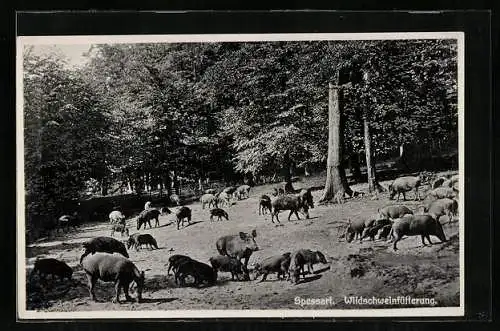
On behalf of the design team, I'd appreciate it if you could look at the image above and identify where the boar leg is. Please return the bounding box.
[426,235,433,245]
[259,272,269,282]
[86,274,97,301]
[123,281,133,302]
[393,234,402,251]
[420,235,428,247]
[112,281,121,303]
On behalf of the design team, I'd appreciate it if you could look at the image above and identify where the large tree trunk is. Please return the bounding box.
[363,114,385,193]
[319,82,352,202]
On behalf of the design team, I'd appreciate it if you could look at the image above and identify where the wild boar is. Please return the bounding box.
[389,176,422,201]
[258,194,272,215]
[216,229,258,269]
[209,208,229,222]
[126,233,158,251]
[344,218,376,243]
[209,255,249,281]
[81,252,145,303]
[167,254,193,275]
[289,249,328,284]
[378,205,413,220]
[175,206,192,230]
[200,194,217,209]
[80,236,129,264]
[31,258,73,281]
[270,195,309,223]
[235,185,251,200]
[390,214,447,251]
[109,210,126,224]
[174,259,217,287]
[253,252,291,282]
[427,187,458,200]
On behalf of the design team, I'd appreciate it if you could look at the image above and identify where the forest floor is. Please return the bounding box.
[24,171,460,314]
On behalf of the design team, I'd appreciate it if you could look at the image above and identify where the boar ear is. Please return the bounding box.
[239,232,246,239]
[251,229,257,237]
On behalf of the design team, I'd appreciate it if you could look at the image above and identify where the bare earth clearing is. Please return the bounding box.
[25,172,460,312]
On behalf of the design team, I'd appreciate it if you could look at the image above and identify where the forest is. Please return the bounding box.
[23,39,458,233]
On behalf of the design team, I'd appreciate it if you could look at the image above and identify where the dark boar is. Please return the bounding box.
[174,259,217,287]
[127,233,158,251]
[298,188,314,209]
[80,236,129,264]
[253,252,291,282]
[431,177,448,189]
[389,176,422,201]
[81,252,145,303]
[216,229,258,269]
[258,194,272,215]
[270,195,308,223]
[222,186,237,195]
[110,223,129,237]
[344,218,376,243]
[289,249,328,284]
[209,255,249,281]
[136,208,162,230]
[361,219,393,241]
[390,214,447,251]
[57,214,80,233]
[31,258,73,281]
[378,205,413,220]
[210,208,229,222]
[377,224,393,240]
[167,254,193,275]
[175,206,192,230]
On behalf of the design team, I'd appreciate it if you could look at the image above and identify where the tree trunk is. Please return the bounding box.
[363,114,384,193]
[283,152,295,193]
[399,143,410,172]
[101,177,108,196]
[172,171,179,195]
[349,152,363,183]
[319,81,352,202]
[198,177,203,193]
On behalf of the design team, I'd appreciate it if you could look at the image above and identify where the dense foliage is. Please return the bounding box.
[22,39,458,228]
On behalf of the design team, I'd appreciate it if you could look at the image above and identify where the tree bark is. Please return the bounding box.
[283,152,295,193]
[363,114,384,193]
[349,152,363,183]
[319,81,353,202]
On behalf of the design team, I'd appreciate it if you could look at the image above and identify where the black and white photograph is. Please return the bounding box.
[17,32,464,319]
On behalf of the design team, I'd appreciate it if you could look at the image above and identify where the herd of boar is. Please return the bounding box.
[29,173,459,304]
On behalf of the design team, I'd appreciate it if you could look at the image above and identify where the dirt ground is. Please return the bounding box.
[24,172,460,312]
